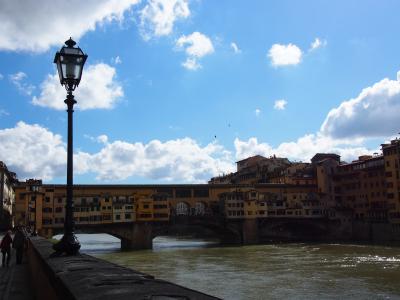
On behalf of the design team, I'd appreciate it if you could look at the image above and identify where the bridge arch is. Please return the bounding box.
[176,202,190,216]
[194,201,206,216]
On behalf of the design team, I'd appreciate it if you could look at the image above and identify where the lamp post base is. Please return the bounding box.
[52,232,81,255]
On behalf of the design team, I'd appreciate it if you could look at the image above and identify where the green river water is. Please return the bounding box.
[73,234,400,299]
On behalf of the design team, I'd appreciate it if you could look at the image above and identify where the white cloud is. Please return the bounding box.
[9,72,35,95]
[234,135,371,164]
[97,135,109,144]
[321,71,400,139]
[0,73,3,80]
[177,32,214,57]
[0,0,139,52]
[0,109,9,117]
[0,122,235,182]
[176,32,214,70]
[139,0,190,40]
[274,99,287,110]
[255,108,261,117]
[268,43,302,67]
[0,122,67,180]
[230,42,241,54]
[182,58,202,70]
[83,138,234,182]
[111,56,122,64]
[32,63,123,110]
[309,37,327,51]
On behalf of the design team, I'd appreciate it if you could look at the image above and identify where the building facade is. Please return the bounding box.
[0,161,17,230]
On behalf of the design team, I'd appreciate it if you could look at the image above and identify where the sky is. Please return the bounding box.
[0,0,400,184]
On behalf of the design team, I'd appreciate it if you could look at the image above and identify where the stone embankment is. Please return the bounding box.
[25,237,220,300]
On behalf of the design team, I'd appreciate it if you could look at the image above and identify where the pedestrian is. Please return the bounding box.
[13,226,26,265]
[0,230,13,267]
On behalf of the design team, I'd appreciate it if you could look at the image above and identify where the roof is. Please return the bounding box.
[235,155,266,164]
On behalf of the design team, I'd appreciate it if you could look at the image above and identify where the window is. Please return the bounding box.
[139,213,152,218]
[194,189,209,198]
[103,215,112,221]
[156,188,173,197]
[115,214,121,220]
[43,219,52,225]
[176,189,191,198]
[55,207,62,213]
[176,202,189,216]
[125,213,131,219]
[154,204,167,209]
[45,197,51,203]
[195,202,205,216]
[154,213,168,218]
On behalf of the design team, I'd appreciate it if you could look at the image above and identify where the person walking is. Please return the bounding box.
[0,230,13,267]
[13,227,26,265]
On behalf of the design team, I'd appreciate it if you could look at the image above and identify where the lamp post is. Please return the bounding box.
[52,38,87,255]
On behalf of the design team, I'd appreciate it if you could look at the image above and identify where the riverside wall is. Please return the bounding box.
[26,237,220,300]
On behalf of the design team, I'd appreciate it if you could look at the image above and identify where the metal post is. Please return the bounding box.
[53,91,80,255]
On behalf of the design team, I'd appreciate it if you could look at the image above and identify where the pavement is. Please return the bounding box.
[0,235,33,300]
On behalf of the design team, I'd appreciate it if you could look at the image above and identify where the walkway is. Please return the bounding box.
[0,241,33,300]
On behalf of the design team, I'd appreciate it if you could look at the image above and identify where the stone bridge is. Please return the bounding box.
[45,216,337,250]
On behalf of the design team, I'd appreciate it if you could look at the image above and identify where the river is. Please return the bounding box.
[62,234,400,299]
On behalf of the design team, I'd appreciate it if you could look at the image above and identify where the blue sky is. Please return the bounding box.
[0,0,399,184]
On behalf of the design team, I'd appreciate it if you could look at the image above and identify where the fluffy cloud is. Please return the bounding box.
[139,0,190,40]
[234,135,371,163]
[230,42,241,54]
[0,0,139,52]
[321,71,400,139]
[255,108,261,117]
[0,73,3,80]
[309,37,327,51]
[274,99,287,110]
[268,43,302,67]
[83,137,234,182]
[176,32,214,70]
[32,63,123,110]
[9,72,35,95]
[0,122,66,180]
[181,58,202,71]
[0,123,235,182]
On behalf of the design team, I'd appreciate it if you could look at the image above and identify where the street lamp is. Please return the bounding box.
[53,38,87,255]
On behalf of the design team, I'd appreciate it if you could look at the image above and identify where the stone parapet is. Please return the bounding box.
[27,237,220,300]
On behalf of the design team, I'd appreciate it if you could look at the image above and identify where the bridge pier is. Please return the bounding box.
[121,222,153,250]
[241,219,259,245]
